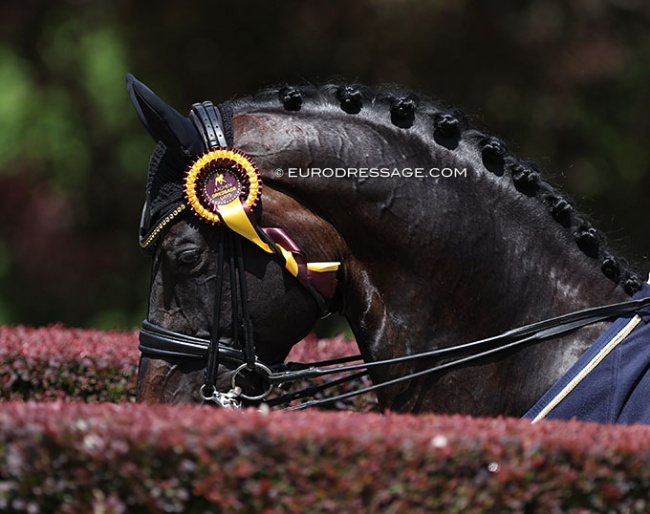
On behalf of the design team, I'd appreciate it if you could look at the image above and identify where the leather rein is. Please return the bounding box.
[139,102,650,410]
[141,296,650,410]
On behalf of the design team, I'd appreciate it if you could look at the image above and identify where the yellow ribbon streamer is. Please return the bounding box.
[218,199,340,278]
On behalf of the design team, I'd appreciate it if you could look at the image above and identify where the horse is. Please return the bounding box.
[127,75,650,423]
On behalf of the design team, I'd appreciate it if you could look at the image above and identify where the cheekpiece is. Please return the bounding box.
[184,148,262,224]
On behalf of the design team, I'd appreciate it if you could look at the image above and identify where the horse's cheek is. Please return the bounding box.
[135,356,178,404]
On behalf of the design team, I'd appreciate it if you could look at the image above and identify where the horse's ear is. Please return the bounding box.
[126,73,198,154]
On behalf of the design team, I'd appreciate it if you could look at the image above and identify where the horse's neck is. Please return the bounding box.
[341,175,622,341]
[234,110,630,414]
[335,182,629,414]
[235,108,628,339]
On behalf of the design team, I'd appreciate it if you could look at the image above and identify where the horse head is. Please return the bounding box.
[128,77,345,405]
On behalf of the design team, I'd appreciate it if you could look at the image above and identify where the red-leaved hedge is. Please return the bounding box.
[0,325,140,402]
[2,401,650,513]
[2,326,650,512]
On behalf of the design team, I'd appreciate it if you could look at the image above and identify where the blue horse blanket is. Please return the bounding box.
[524,283,650,424]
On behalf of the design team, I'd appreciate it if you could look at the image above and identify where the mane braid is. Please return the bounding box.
[232,83,644,296]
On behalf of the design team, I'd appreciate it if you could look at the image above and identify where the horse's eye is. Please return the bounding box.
[176,249,202,267]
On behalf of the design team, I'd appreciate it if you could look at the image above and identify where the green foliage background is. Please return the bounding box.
[1,0,649,329]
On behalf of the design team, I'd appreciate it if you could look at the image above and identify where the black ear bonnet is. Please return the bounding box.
[127,74,234,249]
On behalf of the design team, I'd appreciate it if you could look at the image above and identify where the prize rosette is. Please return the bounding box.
[184,149,262,224]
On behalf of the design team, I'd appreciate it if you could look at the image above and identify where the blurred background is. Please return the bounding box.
[1,0,649,330]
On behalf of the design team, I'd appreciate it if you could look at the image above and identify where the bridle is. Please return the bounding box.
[139,101,650,410]
[139,100,340,408]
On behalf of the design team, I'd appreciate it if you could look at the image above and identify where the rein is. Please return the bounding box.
[140,295,650,410]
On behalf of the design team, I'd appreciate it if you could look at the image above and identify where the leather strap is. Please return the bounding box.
[190,101,228,149]
[139,319,246,362]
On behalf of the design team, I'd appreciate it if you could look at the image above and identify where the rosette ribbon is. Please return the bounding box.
[184,148,340,300]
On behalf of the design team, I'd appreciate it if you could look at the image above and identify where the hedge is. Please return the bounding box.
[0,325,139,402]
[2,326,650,512]
[1,401,650,513]
[0,325,373,408]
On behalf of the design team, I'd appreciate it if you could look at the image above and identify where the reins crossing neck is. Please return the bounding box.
[140,295,650,410]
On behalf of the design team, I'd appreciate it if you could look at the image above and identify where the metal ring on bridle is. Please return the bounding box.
[199,383,220,401]
[198,383,243,408]
[231,362,274,401]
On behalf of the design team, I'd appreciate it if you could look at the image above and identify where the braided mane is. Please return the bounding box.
[231,84,643,296]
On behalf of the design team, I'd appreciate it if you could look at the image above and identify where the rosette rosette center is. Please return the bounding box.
[184,149,262,224]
